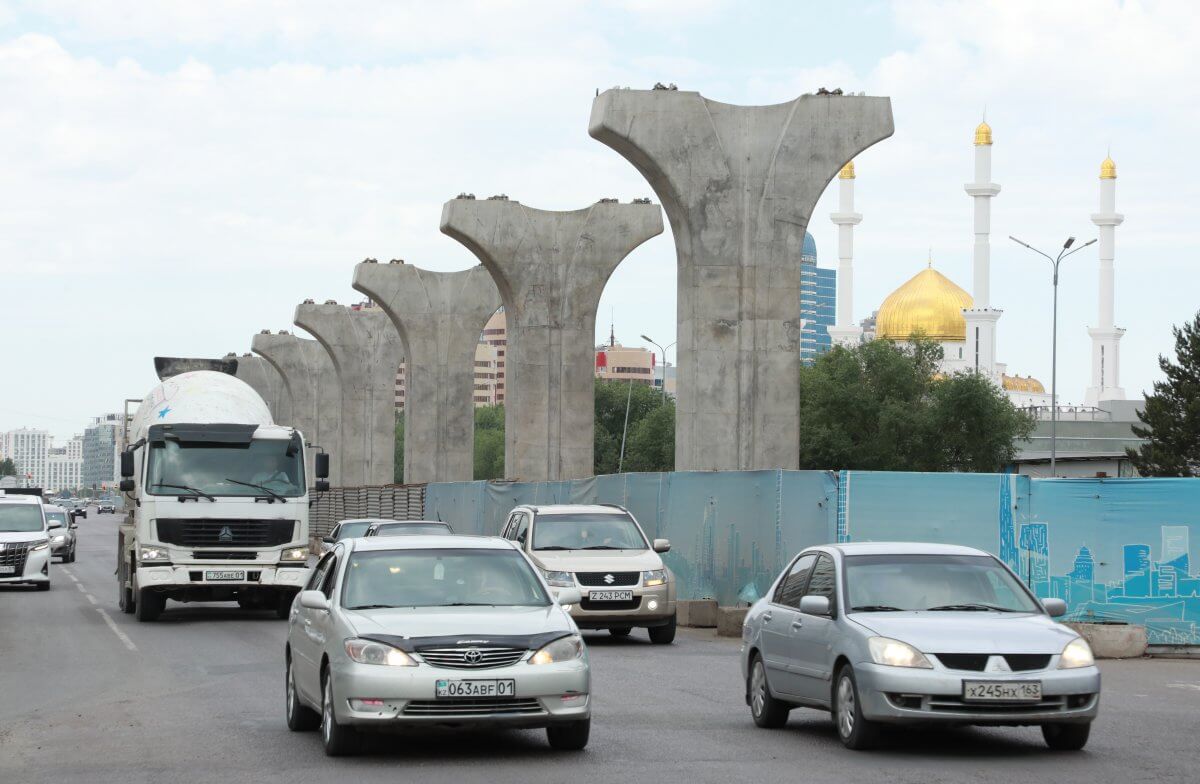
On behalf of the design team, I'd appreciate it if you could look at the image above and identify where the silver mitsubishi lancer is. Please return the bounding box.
[284,535,591,756]
[741,542,1100,750]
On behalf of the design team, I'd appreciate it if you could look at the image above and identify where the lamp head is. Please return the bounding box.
[1063,236,1075,249]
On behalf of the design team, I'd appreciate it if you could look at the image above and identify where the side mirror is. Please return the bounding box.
[70,523,78,529]
[321,536,335,544]
[555,587,582,606]
[315,480,330,492]
[798,595,831,616]
[315,452,330,479]
[119,479,135,492]
[653,538,671,553]
[120,450,135,478]
[298,590,330,611]
[1042,598,1068,618]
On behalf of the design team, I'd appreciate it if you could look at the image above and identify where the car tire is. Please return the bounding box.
[36,580,51,592]
[321,669,359,756]
[135,588,165,622]
[834,665,881,750]
[1042,722,1090,750]
[285,658,319,732]
[647,614,677,645]
[546,718,590,750]
[609,627,632,637]
[747,655,790,728]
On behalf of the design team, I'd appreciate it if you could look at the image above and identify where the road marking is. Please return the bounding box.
[1167,682,1200,691]
[75,582,87,593]
[96,608,138,652]
[85,593,98,604]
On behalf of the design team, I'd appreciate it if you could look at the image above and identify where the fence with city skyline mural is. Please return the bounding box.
[423,470,1200,646]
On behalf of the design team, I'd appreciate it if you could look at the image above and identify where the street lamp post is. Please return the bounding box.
[1009,235,1097,477]
[640,334,675,403]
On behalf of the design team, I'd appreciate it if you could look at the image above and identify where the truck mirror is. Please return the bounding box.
[119,479,135,492]
[120,450,135,478]
[315,453,330,479]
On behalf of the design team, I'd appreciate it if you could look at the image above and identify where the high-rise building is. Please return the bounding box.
[595,326,656,386]
[0,428,50,487]
[82,414,123,489]
[799,232,836,365]
[46,446,82,493]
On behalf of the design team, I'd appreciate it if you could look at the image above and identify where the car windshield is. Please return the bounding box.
[373,523,452,536]
[0,504,44,532]
[335,521,374,540]
[532,513,647,551]
[845,554,1042,613]
[45,511,68,528]
[342,548,549,609]
[146,435,305,498]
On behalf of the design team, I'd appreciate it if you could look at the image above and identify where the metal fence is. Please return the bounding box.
[309,484,427,536]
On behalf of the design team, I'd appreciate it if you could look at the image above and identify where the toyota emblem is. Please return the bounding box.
[604,574,615,584]
[463,648,483,664]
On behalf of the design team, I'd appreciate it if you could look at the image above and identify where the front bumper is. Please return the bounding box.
[854,661,1101,726]
[0,544,50,584]
[567,583,675,629]
[328,656,591,729]
[136,563,310,591]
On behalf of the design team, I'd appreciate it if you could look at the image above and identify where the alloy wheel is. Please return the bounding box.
[837,675,855,738]
[751,661,767,717]
[322,679,333,744]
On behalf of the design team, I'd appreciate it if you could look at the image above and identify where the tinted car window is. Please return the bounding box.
[45,512,68,528]
[801,555,837,613]
[307,553,335,591]
[514,514,530,544]
[774,554,816,608]
[334,521,372,540]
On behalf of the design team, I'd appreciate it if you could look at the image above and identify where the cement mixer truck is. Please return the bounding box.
[116,358,330,622]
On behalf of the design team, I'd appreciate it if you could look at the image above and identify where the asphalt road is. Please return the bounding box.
[2,513,1198,784]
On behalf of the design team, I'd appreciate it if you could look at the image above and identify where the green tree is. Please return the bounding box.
[798,339,1032,472]
[394,410,405,484]
[474,405,505,480]
[0,458,16,477]
[624,402,676,472]
[594,379,674,474]
[1127,312,1200,476]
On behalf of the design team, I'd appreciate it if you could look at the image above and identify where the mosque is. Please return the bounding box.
[825,121,1127,412]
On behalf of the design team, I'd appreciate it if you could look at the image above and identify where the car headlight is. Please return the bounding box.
[543,570,575,588]
[139,545,169,562]
[529,634,584,665]
[31,541,49,552]
[344,638,417,667]
[642,569,667,587]
[50,535,66,543]
[867,636,933,669]
[280,546,309,562]
[1058,637,1095,669]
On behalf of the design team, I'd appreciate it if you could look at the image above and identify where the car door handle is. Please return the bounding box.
[791,620,804,630]
[762,612,773,623]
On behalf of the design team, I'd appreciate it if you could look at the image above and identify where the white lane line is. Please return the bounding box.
[96,608,137,652]
[84,593,98,604]
[75,582,87,593]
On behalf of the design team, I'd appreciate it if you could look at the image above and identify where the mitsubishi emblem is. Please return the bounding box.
[985,655,1012,673]
[218,525,234,543]
[604,574,615,584]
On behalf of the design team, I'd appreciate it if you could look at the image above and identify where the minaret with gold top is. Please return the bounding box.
[828,159,863,347]
[1085,154,1126,405]
[962,119,1003,377]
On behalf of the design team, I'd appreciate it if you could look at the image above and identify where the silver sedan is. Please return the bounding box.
[284,535,591,756]
[740,542,1100,750]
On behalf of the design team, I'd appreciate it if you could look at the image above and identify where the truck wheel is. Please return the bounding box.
[546,718,590,750]
[648,614,677,644]
[117,556,135,614]
[135,588,165,622]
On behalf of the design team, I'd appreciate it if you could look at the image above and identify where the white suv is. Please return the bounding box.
[500,504,676,644]
[0,493,52,590]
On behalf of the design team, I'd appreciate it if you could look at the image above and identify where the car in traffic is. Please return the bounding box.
[741,542,1099,750]
[284,535,590,755]
[43,505,78,562]
[69,503,87,522]
[98,502,115,514]
[318,518,385,555]
[0,493,52,590]
[365,520,454,537]
[499,504,676,644]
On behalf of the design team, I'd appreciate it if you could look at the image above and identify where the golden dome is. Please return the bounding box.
[839,160,856,179]
[876,266,974,342]
[1100,155,1117,179]
[974,121,993,146]
[1003,374,1046,394]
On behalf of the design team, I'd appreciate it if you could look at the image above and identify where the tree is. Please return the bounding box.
[474,405,505,480]
[0,458,16,477]
[593,379,674,474]
[624,402,676,472]
[1127,312,1200,476]
[394,410,405,484]
[798,339,1032,473]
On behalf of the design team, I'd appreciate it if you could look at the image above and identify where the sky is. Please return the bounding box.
[1,0,1197,443]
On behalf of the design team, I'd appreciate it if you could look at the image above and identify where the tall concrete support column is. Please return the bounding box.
[1085,155,1126,406]
[251,331,342,486]
[353,260,501,484]
[441,197,663,481]
[828,160,863,347]
[294,302,404,487]
[589,89,893,471]
[227,352,293,426]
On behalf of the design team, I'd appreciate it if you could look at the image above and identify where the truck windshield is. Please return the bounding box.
[0,504,44,532]
[147,436,305,498]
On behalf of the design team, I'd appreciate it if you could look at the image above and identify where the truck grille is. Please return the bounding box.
[934,654,1053,672]
[403,698,542,716]
[417,647,527,669]
[0,540,32,575]
[576,571,640,587]
[156,519,295,548]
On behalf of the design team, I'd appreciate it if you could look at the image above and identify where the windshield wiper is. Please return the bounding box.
[580,545,622,550]
[223,478,286,502]
[851,605,905,612]
[347,604,396,610]
[926,603,1019,612]
[534,546,571,551]
[441,602,495,607]
[151,483,215,501]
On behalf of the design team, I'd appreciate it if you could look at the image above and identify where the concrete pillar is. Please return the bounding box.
[353,260,501,484]
[590,89,893,470]
[828,161,863,347]
[1086,156,1126,406]
[251,330,342,486]
[226,352,293,426]
[294,302,404,487]
[441,197,663,481]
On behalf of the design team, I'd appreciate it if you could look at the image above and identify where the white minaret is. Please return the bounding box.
[1084,155,1126,405]
[962,120,1003,378]
[827,160,863,348]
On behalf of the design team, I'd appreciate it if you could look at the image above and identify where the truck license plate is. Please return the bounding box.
[436,679,516,698]
[204,570,246,581]
[587,590,633,601]
[963,681,1042,702]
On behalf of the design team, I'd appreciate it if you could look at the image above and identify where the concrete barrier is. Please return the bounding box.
[678,600,718,628]
[716,607,748,638]
[1066,622,1148,659]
